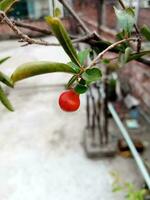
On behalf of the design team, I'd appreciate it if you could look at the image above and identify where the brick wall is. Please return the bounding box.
[0,18,71,39]
[119,61,150,110]
[138,8,150,27]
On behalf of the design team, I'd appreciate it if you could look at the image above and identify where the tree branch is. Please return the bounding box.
[89,38,137,67]
[0,11,59,46]
[12,20,52,35]
[58,0,90,34]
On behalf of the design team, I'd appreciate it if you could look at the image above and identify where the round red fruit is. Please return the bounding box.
[58,90,80,112]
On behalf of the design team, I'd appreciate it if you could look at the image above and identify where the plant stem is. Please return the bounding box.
[89,38,137,67]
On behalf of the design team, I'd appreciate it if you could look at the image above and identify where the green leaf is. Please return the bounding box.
[141,25,150,41]
[102,58,110,65]
[66,75,77,88]
[45,16,81,67]
[74,84,88,94]
[82,68,102,83]
[114,7,135,35]
[0,0,17,12]
[11,61,77,83]
[112,186,123,193]
[79,78,86,85]
[124,47,132,63]
[0,85,14,111]
[54,7,61,18]
[78,49,91,66]
[127,51,150,62]
[0,56,10,65]
[0,71,13,87]
[67,61,80,73]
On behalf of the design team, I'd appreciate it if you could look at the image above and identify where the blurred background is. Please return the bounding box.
[0,0,150,200]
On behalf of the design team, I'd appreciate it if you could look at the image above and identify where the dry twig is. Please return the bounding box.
[89,38,137,67]
[0,11,58,46]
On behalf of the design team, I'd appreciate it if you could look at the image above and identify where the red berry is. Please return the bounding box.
[58,90,80,112]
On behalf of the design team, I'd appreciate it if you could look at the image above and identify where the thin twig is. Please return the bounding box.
[72,32,95,43]
[0,11,59,46]
[12,20,52,35]
[89,38,137,67]
[58,0,90,34]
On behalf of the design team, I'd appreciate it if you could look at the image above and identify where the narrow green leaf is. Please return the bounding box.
[0,0,17,12]
[67,61,80,73]
[114,7,135,35]
[127,51,150,62]
[141,25,150,41]
[0,85,14,111]
[119,53,125,66]
[78,49,91,66]
[74,84,88,94]
[45,16,81,67]
[82,68,102,83]
[54,7,61,18]
[11,61,77,83]
[66,75,77,88]
[0,71,13,87]
[0,56,10,65]
[124,47,132,63]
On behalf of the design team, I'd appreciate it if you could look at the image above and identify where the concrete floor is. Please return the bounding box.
[0,37,144,200]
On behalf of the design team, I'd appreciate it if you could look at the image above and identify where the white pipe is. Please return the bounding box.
[108,103,150,189]
[135,0,140,24]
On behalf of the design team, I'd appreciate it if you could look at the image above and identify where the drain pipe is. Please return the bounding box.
[108,103,150,189]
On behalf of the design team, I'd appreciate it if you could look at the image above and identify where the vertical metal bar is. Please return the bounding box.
[97,85,103,144]
[135,0,140,25]
[108,103,150,189]
[104,78,109,144]
[89,88,96,142]
[97,0,104,29]
[86,94,90,129]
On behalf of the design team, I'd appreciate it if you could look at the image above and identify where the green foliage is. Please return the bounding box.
[67,61,80,73]
[114,7,135,36]
[78,49,91,66]
[0,71,13,87]
[81,68,102,84]
[0,56,14,111]
[127,51,150,62]
[0,85,14,111]
[0,0,17,12]
[141,25,150,41]
[0,56,10,65]
[111,172,148,200]
[11,61,77,83]
[124,47,132,63]
[74,83,88,94]
[66,75,77,88]
[54,7,61,18]
[45,16,81,67]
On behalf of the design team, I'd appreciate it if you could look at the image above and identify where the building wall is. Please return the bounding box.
[72,0,150,109]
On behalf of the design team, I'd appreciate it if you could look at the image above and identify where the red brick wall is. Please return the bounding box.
[120,61,150,110]
[0,18,70,39]
[138,8,150,27]
[105,2,117,29]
